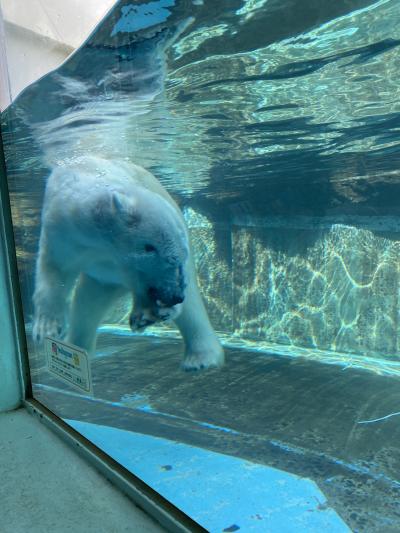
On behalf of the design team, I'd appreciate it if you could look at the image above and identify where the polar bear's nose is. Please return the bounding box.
[169,293,184,306]
[158,293,184,307]
[148,287,184,307]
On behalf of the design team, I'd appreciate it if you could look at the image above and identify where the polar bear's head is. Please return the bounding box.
[97,188,189,329]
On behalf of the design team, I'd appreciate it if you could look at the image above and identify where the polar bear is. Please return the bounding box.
[32,155,224,370]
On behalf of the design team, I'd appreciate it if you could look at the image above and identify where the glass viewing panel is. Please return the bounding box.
[2,0,400,531]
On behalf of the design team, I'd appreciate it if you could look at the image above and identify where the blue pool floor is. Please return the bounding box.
[67,419,351,532]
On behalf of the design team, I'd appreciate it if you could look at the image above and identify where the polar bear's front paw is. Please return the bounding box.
[129,304,181,331]
[129,312,155,332]
[32,312,66,343]
[182,344,225,371]
[155,304,181,323]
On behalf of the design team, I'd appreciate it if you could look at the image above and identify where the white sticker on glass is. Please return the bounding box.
[45,337,93,395]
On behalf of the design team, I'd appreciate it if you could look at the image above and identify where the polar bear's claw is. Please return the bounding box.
[182,348,225,371]
[130,304,180,331]
[32,313,66,343]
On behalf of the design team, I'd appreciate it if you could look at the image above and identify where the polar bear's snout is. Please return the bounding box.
[145,261,187,309]
[129,283,185,332]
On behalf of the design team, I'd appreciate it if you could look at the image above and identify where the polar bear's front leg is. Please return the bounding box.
[174,258,224,370]
[33,253,75,343]
[68,274,126,355]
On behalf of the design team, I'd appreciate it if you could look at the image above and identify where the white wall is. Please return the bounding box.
[0,0,116,109]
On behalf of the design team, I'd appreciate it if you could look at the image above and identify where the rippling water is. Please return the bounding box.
[162,0,400,211]
[5,0,400,208]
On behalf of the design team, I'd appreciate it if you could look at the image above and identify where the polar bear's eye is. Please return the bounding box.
[144,244,157,253]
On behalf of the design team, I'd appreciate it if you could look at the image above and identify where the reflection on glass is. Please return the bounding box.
[2,0,400,531]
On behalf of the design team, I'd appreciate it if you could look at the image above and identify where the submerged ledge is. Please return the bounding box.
[98,324,400,378]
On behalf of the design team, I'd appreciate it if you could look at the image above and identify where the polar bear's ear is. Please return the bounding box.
[111,192,141,227]
[111,192,128,213]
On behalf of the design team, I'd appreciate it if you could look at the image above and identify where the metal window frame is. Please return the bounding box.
[0,126,207,533]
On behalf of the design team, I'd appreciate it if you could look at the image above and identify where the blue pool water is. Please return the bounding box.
[2,0,400,530]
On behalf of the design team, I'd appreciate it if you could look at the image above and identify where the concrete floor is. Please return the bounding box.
[0,408,166,533]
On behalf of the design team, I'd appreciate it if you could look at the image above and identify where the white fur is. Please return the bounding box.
[33,155,224,370]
